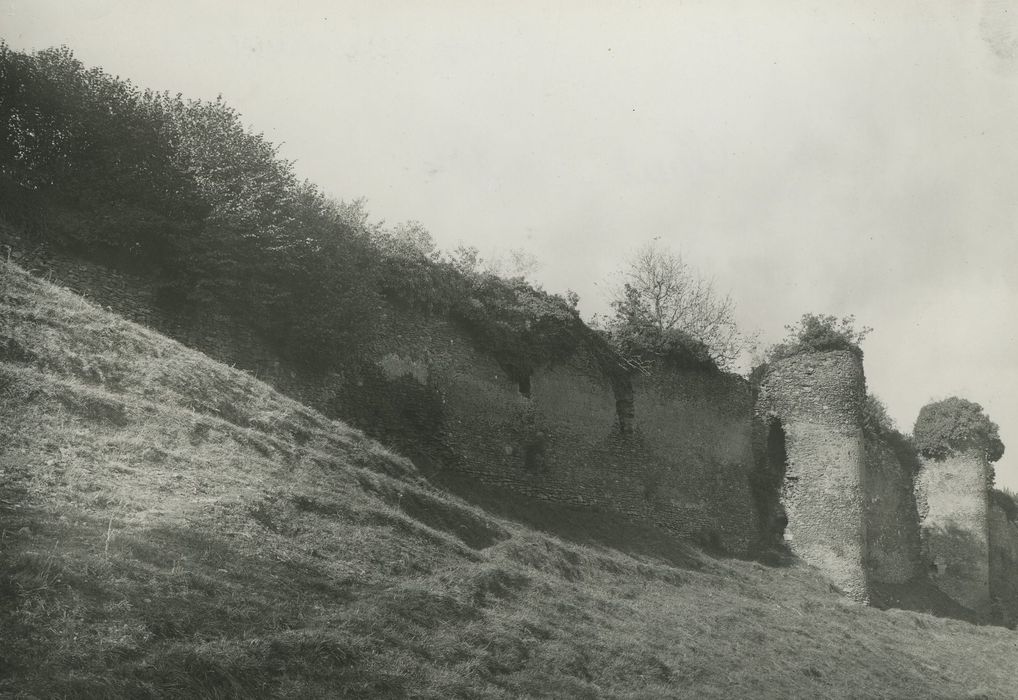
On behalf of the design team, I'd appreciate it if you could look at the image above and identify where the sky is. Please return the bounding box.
[4,0,1018,489]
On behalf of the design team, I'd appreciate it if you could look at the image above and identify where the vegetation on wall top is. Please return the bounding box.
[596,242,752,372]
[371,229,592,385]
[992,488,1018,523]
[913,397,1005,464]
[768,313,871,362]
[862,393,922,475]
[597,282,718,373]
[0,42,603,381]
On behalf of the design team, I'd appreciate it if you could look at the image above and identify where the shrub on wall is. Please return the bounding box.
[862,393,922,476]
[861,394,895,436]
[992,488,1018,523]
[768,313,871,361]
[913,397,1005,463]
[375,236,595,387]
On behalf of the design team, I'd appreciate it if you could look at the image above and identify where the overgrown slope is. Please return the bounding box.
[2,263,1017,699]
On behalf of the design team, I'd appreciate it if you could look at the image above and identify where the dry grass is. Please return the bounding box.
[1,261,1017,699]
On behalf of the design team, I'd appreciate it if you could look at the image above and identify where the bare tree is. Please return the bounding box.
[607,242,749,369]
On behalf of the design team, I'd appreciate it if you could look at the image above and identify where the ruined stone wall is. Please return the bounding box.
[632,367,758,552]
[25,253,761,553]
[756,351,868,602]
[363,310,759,552]
[988,503,1018,626]
[21,250,1018,614]
[864,434,921,584]
[914,451,991,617]
[31,255,284,376]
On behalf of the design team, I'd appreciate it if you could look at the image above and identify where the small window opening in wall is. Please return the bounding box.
[518,374,532,398]
[767,418,788,474]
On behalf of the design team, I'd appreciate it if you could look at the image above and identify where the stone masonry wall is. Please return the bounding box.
[24,250,1017,613]
[757,351,868,602]
[914,451,991,617]
[632,367,758,552]
[25,253,761,553]
[365,309,760,553]
[989,503,1018,627]
[864,434,921,584]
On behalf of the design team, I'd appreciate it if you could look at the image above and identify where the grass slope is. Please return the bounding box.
[1,261,1016,699]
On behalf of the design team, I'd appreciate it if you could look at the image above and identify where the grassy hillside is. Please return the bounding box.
[2,262,1017,699]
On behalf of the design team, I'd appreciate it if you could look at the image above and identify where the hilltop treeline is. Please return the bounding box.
[0,43,590,376]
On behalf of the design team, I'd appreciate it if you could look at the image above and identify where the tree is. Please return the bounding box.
[604,242,748,369]
[483,247,541,280]
[0,44,206,260]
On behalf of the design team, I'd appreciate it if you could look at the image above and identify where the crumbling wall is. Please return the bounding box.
[633,367,758,552]
[864,434,921,584]
[14,230,1018,615]
[28,253,762,552]
[914,450,991,617]
[28,254,291,380]
[369,316,759,553]
[988,503,1018,627]
[756,351,868,602]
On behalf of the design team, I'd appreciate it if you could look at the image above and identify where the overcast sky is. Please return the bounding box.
[5,0,1018,489]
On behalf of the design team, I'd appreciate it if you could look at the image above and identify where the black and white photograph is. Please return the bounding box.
[2,2,1018,697]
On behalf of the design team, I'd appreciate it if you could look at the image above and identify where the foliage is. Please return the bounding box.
[0,42,604,381]
[0,44,206,263]
[383,251,589,384]
[860,394,922,475]
[992,489,1018,523]
[769,313,871,361]
[861,393,895,436]
[600,283,717,372]
[604,242,748,370]
[0,43,383,368]
[913,397,1005,463]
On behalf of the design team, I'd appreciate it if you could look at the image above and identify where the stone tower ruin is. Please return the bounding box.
[914,449,992,616]
[756,350,869,602]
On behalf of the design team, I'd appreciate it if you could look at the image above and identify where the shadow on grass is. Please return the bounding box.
[429,470,709,572]
[0,505,410,698]
[869,578,980,625]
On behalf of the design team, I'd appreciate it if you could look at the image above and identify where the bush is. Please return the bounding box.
[861,393,922,475]
[769,313,870,361]
[913,397,1004,463]
[861,393,895,436]
[991,489,1018,523]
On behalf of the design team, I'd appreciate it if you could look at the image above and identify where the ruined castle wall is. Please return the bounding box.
[28,253,762,553]
[988,503,1018,626]
[369,314,759,553]
[757,351,868,602]
[864,435,921,584]
[33,255,282,373]
[632,368,758,552]
[914,451,991,616]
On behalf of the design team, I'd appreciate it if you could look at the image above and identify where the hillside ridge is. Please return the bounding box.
[3,262,1018,698]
